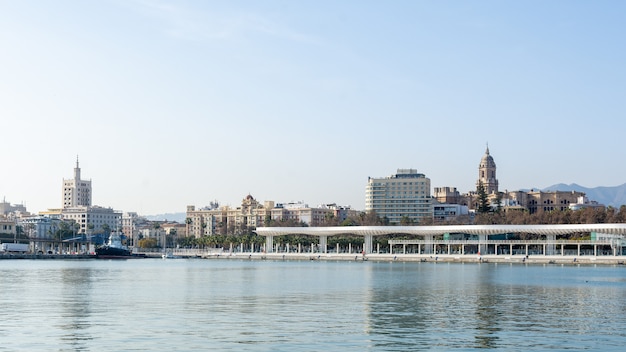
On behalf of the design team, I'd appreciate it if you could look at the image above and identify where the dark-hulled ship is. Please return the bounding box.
[96,232,144,259]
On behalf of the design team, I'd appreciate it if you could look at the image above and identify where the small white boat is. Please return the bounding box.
[162,251,180,259]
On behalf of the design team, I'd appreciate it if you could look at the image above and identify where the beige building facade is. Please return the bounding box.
[61,206,121,234]
[434,187,461,204]
[503,190,586,214]
[365,169,433,224]
[62,158,92,208]
[186,196,357,237]
[0,218,17,236]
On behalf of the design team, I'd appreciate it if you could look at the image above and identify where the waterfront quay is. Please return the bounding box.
[2,247,624,265]
[0,253,95,260]
[166,249,625,265]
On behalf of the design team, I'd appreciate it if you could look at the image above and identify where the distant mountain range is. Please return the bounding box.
[542,183,626,207]
[145,213,187,223]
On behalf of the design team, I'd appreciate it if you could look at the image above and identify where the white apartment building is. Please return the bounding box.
[18,215,63,252]
[271,202,329,225]
[365,169,433,224]
[61,206,121,234]
[62,158,92,208]
[433,204,469,222]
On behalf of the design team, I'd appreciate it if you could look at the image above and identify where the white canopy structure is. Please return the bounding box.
[256,224,626,254]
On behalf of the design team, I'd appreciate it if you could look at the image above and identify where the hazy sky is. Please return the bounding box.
[1,1,625,215]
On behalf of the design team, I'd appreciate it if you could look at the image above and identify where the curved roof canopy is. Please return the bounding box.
[255,224,626,237]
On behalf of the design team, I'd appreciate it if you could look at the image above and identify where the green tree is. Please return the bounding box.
[360,211,383,225]
[56,221,74,241]
[340,218,357,226]
[494,192,503,213]
[138,238,158,248]
[177,236,196,248]
[476,181,491,213]
[321,212,339,226]
[168,229,177,247]
[185,217,192,236]
[400,215,414,226]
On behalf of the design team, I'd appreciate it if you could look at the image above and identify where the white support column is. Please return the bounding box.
[423,235,434,254]
[478,234,488,255]
[265,235,273,253]
[363,234,373,254]
[546,234,556,255]
[319,235,328,253]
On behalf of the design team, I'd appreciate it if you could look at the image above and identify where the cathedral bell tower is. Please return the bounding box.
[477,145,498,194]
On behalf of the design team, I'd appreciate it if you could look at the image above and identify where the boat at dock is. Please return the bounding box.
[96,232,145,259]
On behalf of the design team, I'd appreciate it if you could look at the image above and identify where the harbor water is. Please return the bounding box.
[1,259,626,351]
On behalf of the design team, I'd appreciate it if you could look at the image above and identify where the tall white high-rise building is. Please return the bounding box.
[62,157,92,208]
[365,169,433,224]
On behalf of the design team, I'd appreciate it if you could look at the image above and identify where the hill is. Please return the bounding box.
[144,213,186,223]
[542,183,626,207]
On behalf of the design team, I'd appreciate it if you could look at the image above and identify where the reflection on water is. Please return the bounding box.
[1,260,625,351]
[58,267,94,351]
[367,263,626,350]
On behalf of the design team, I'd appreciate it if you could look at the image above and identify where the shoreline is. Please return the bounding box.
[2,252,625,265]
[202,252,626,265]
[0,253,95,260]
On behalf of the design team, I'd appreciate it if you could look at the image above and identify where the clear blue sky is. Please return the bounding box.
[1,1,625,215]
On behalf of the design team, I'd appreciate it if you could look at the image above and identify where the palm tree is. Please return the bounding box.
[169,229,177,248]
[185,217,192,237]
[57,221,70,241]
[152,222,163,248]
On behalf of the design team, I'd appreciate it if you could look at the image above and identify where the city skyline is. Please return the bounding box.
[2,1,625,215]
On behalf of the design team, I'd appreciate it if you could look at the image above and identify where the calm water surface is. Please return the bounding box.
[1,259,625,351]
